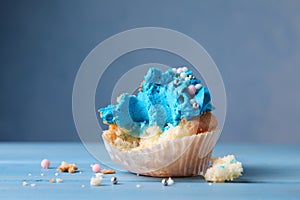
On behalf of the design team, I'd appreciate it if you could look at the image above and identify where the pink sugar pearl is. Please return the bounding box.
[41,159,50,169]
[176,67,183,73]
[92,164,101,173]
[187,85,196,96]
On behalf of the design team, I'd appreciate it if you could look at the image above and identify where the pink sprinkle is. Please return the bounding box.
[41,159,50,169]
[176,68,183,73]
[187,85,196,96]
[92,164,101,173]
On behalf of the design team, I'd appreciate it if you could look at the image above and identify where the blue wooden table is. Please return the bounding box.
[1,143,300,200]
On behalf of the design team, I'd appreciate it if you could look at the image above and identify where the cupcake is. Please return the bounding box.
[98,67,220,177]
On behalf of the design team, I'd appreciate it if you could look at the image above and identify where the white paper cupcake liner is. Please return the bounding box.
[103,128,220,177]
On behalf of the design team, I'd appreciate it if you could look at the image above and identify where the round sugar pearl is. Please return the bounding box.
[195,84,202,90]
[92,164,101,173]
[180,72,187,79]
[176,68,183,73]
[187,85,196,96]
[41,159,50,169]
[111,177,118,184]
[182,67,188,72]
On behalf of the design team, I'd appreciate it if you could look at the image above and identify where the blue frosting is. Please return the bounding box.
[99,67,214,137]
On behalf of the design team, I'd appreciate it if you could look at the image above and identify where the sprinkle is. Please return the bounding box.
[173,79,181,86]
[220,165,225,169]
[182,67,188,72]
[167,177,174,186]
[193,102,199,109]
[56,178,63,183]
[180,72,187,79]
[187,85,196,96]
[22,181,28,186]
[111,177,118,184]
[195,83,202,90]
[184,77,190,81]
[91,164,101,173]
[190,99,196,105]
[49,178,55,183]
[172,68,177,73]
[81,184,86,188]
[230,158,236,164]
[41,159,50,169]
[79,171,82,174]
[208,182,213,186]
[161,179,168,186]
[55,173,59,177]
[136,184,141,188]
[28,173,32,177]
[102,169,115,174]
[176,68,183,74]
[40,173,44,177]
[30,183,36,187]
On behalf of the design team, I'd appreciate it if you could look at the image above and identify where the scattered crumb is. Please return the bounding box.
[95,173,103,177]
[22,181,28,186]
[136,184,141,188]
[90,175,102,186]
[79,171,82,174]
[136,174,140,176]
[49,178,55,183]
[30,183,36,187]
[56,178,63,183]
[204,155,243,183]
[102,169,115,174]
[28,173,32,177]
[81,184,85,188]
[58,161,78,173]
[208,182,213,186]
[55,172,59,177]
[40,173,44,177]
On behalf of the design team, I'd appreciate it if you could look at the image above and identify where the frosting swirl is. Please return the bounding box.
[99,67,214,136]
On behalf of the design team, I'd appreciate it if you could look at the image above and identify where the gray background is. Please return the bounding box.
[1,0,299,143]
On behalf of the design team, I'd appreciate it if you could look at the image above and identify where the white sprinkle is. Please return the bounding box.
[81,184,86,188]
[172,68,177,73]
[40,173,44,177]
[79,171,82,174]
[167,177,174,185]
[195,84,202,90]
[55,172,59,177]
[30,183,36,187]
[56,178,63,183]
[208,182,213,186]
[28,173,32,177]
[182,67,188,72]
[22,181,28,186]
[180,72,187,79]
[185,77,190,81]
[136,184,141,188]
[190,99,196,105]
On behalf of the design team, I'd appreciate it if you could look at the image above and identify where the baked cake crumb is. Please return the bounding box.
[204,155,243,182]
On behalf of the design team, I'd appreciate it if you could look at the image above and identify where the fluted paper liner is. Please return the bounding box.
[103,128,220,177]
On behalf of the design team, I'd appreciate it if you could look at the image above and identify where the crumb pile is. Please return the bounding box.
[204,155,243,182]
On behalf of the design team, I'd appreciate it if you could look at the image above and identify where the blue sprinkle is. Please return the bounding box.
[220,165,225,169]
[230,159,236,164]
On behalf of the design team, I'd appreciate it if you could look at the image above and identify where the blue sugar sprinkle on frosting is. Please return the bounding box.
[99,67,214,137]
